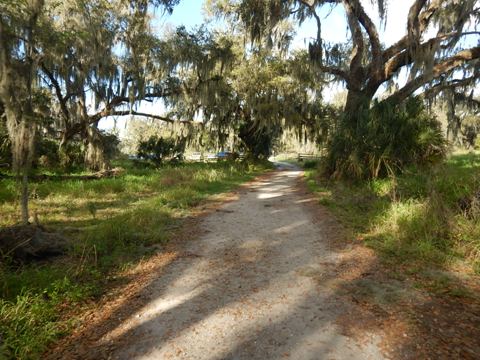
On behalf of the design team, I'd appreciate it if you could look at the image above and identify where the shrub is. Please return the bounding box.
[137,135,186,166]
[303,160,318,169]
[59,141,84,170]
[325,97,447,179]
[35,138,60,168]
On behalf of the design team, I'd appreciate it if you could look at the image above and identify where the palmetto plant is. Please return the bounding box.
[325,97,447,179]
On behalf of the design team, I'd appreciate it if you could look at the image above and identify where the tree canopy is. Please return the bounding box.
[207,0,479,177]
[209,0,480,106]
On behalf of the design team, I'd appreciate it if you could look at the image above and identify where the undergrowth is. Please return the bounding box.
[304,151,480,274]
[325,97,447,179]
[0,160,270,359]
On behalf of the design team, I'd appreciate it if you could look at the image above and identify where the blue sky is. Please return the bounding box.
[155,0,205,31]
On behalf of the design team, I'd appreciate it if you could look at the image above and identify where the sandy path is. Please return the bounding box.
[105,166,384,360]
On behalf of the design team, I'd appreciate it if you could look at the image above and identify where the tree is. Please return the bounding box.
[0,102,10,166]
[438,89,480,147]
[211,0,480,176]
[0,0,182,223]
[37,0,182,169]
[0,0,47,223]
[168,25,332,158]
[39,20,236,169]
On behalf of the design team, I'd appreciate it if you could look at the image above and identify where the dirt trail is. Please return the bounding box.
[98,166,384,360]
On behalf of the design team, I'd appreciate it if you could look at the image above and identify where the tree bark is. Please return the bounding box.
[84,125,108,171]
[445,91,462,146]
[20,173,29,224]
[343,89,374,127]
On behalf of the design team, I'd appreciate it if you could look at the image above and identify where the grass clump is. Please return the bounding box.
[0,160,269,359]
[0,275,97,359]
[305,151,480,274]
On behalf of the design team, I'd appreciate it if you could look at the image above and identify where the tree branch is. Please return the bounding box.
[349,0,382,66]
[298,0,322,47]
[40,64,70,121]
[385,46,480,105]
[89,110,193,125]
[381,30,479,86]
[423,75,479,98]
[407,0,428,55]
[319,64,350,82]
[342,0,365,90]
[383,0,441,61]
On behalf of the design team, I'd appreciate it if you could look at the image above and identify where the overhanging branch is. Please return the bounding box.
[383,0,440,61]
[423,75,479,99]
[320,65,350,82]
[385,46,480,104]
[97,110,193,125]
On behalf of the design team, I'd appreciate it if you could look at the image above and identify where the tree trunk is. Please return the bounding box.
[84,125,108,171]
[446,116,462,146]
[324,89,375,178]
[3,109,36,225]
[20,173,29,224]
[445,93,462,146]
[343,90,373,126]
[0,0,44,224]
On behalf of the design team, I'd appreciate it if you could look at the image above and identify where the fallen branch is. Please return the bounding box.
[0,167,124,181]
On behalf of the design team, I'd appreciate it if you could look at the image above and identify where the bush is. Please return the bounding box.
[35,138,60,168]
[303,160,318,169]
[461,115,480,149]
[59,141,84,170]
[101,131,120,161]
[325,97,447,179]
[137,135,186,166]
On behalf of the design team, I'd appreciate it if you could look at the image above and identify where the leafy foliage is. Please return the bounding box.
[325,97,447,179]
[212,0,480,177]
[178,40,331,158]
[137,135,186,165]
[462,115,480,149]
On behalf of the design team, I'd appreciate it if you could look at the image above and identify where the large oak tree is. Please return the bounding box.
[210,0,480,176]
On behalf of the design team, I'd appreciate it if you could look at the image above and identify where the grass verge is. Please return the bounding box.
[0,160,271,359]
[304,152,480,277]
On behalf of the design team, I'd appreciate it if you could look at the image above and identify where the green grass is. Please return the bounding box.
[0,160,270,359]
[304,151,480,275]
